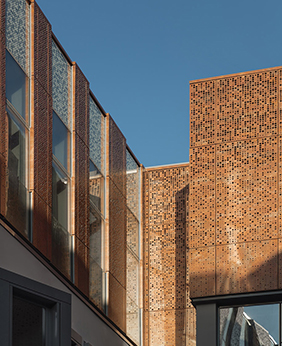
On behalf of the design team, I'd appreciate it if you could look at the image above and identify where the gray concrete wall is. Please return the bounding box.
[0,224,130,346]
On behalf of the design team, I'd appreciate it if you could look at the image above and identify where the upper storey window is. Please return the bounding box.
[6,0,29,122]
[6,50,27,119]
[53,111,69,171]
[5,0,30,237]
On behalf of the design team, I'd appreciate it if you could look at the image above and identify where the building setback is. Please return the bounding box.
[1,0,282,345]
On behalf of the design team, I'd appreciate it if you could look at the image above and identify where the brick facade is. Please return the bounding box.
[143,164,195,346]
[189,68,282,298]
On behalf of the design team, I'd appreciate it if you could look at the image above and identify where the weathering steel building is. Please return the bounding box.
[1,0,282,345]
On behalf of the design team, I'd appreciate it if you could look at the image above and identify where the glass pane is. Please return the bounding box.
[126,249,139,345]
[219,304,279,346]
[52,164,70,277]
[89,254,103,311]
[89,161,104,215]
[52,216,71,278]
[53,111,69,171]
[6,110,28,236]
[89,205,102,267]
[12,296,44,346]
[6,50,26,119]
[127,208,139,256]
[52,164,68,231]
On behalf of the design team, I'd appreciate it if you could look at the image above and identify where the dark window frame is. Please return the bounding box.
[0,267,71,345]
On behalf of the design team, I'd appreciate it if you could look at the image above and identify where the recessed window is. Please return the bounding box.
[0,268,71,346]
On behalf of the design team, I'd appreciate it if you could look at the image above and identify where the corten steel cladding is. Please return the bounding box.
[108,116,127,331]
[0,0,6,217]
[73,64,90,296]
[32,3,53,259]
[189,69,282,297]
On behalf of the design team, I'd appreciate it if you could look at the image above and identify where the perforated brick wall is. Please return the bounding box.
[189,68,282,297]
[143,164,195,346]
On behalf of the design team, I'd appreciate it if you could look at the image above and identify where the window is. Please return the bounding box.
[52,163,70,278]
[6,50,27,120]
[53,111,70,171]
[5,50,29,237]
[219,304,280,346]
[0,268,71,345]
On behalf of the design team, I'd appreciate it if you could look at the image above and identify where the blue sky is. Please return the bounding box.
[36,0,282,167]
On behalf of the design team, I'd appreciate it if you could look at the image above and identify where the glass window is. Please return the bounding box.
[219,304,279,346]
[13,296,45,346]
[52,163,70,278]
[6,109,28,236]
[52,163,68,231]
[6,50,27,119]
[89,160,103,214]
[53,111,69,171]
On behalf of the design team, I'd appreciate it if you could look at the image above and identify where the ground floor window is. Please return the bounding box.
[0,268,71,345]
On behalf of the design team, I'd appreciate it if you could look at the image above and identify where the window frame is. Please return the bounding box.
[0,267,71,345]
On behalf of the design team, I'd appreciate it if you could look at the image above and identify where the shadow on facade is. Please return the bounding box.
[175,184,189,345]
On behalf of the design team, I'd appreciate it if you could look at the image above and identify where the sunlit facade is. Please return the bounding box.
[1,1,282,346]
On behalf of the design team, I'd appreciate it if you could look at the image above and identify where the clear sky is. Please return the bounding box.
[36,0,282,167]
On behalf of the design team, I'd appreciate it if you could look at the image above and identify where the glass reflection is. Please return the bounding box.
[53,111,69,171]
[6,50,26,119]
[219,304,279,346]
[6,110,28,236]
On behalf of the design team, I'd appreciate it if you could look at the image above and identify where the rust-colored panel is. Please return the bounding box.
[189,146,215,248]
[73,64,90,294]
[34,3,52,95]
[33,191,52,260]
[0,17,6,217]
[148,309,187,346]
[108,116,126,197]
[216,71,278,143]
[143,310,149,346]
[74,235,89,297]
[189,246,215,298]
[216,138,278,246]
[190,80,216,147]
[108,272,126,332]
[279,137,282,237]
[74,64,89,146]
[109,179,126,288]
[143,165,189,343]
[33,79,52,206]
[186,308,196,346]
[278,239,282,289]
[216,240,278,295]
[75,135,89,245]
